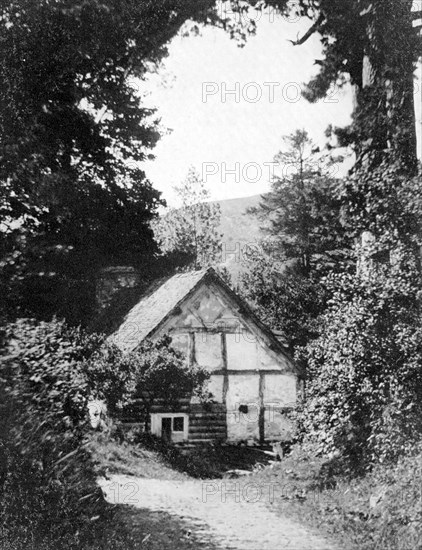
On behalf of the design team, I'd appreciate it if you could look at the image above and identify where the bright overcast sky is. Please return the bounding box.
[138,11,422,207]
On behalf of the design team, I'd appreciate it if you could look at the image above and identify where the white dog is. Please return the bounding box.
[272,441,284,461]
[87,399,108,430]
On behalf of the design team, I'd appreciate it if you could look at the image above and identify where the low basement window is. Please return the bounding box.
[150,412,189,442]
[173,416,185,432]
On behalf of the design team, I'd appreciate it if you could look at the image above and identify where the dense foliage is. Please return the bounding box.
[249,130,351,278]
[0,0,170,322]
[302,262,422,463]
[240,130,352,355]
[0,318,208,547]
[253,443,422,550]
[240,253,327,353]
[0,0,236,324]
[300,166,422,464]
[0,319,104,548]
[123,336,210,430]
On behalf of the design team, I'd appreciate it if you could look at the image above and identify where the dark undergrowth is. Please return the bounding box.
[132,432,274,479]
[89,425,275,480]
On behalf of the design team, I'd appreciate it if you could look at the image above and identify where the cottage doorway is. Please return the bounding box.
[161,417,172,442]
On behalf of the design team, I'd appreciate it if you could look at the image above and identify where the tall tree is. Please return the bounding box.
[1,0,419,323]
[153,167,222,269]
[252,0,421,175]
[239,252,327,353]
[250,129,350,277]
[0,0,230,322]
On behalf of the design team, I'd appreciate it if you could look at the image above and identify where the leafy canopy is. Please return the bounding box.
[301,167,422,464]
[0,0,231,323]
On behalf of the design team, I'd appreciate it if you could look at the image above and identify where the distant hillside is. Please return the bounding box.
[155,194,267,281]
[211,194,266,280]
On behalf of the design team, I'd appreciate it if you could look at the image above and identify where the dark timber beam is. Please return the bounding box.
[259,372,265,444]
[221,333,229,404]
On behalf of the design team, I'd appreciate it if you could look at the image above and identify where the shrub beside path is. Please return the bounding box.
[99,474,339,550]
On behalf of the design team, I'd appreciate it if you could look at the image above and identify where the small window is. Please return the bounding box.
[173,417,184,432]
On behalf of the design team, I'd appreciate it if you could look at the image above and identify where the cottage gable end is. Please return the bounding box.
[110,267,301,444]
[154,279,296,376]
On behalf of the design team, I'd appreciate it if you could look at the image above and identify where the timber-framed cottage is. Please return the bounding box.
[109,267,302,444]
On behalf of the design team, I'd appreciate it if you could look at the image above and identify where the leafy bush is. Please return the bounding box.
[123,336,210,430]
[301,245,422,465]
[0,318,211,547]
[0,318,131,548]
[298,162,422,466]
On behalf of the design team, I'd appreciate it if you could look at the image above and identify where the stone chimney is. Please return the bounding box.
[96,266,140,311]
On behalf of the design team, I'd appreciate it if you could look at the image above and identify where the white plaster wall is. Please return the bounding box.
[195,333,223,371]
[226,374,260,441]
[161,283,245,333]
[191,289,224,324]
[170,333,189,356]
[172,286,231,329]
[258,343,290,371]
[226,374,259,408]
[206,375,224,403]
[263,374,296,407]
[226,334,258,370]
[155,279,299,442]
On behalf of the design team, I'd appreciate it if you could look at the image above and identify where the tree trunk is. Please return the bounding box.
[357,0,418,175]
[355,1,418,274]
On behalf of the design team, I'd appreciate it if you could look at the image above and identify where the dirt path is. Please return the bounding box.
[99,474,338,550]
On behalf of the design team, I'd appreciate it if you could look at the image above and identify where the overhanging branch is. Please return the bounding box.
[288,14,324,46]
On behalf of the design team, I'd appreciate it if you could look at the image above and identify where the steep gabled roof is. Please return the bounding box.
[110,267,298,373]
[109,268,210,352]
